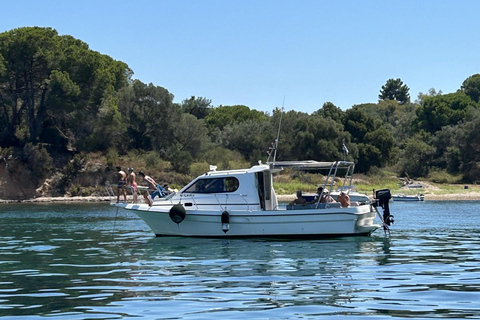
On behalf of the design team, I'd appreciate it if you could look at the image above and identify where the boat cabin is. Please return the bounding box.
[177,163,280,211]
[175,160,359,212]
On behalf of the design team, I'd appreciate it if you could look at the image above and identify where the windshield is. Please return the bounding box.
[183,177,239,193]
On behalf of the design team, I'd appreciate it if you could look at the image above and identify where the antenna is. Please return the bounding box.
[267,97,284,164]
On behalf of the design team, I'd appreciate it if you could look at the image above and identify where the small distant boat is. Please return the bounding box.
[406,184,423,189]
[392,194,424,201]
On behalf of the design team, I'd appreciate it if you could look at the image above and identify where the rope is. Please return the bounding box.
[111,206,119,240]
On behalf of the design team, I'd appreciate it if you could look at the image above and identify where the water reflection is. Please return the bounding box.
[1,202,480,319]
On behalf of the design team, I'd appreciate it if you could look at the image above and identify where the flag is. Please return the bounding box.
[342,142,349,155]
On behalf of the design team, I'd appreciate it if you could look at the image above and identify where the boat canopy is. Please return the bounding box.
[204,163,272,176]
[269,160,355,170]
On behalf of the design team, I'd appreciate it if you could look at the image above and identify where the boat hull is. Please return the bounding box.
[392,195,424,201]
[120,203,380,238]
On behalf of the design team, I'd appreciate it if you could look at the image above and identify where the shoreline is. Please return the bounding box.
[2,192,480,204]
[0,196,111,204]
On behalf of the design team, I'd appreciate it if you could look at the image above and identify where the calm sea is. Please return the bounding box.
[0,201,479,319]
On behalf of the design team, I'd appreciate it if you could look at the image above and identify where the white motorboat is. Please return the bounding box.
[108,160,393,238]
[330,186,371,205]
[392,194,425,201]
[303,186,371,205]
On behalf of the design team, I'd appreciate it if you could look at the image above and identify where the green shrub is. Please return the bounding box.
[143,151,172,173]
[289,171,325,186]
[69,184,82,196]
[190,162,210,177]
[22,143,53,179]
[105,148,118,168]
[428,169,461,184]
[80,187,94,196]
[274,181,317,195]
[0,147,13,158]
[226,160,250,170]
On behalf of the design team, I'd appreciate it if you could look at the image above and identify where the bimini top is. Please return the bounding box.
[269,160,355,170]
[202,160,356,178]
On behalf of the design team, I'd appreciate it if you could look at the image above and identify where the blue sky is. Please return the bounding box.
[2,0,480,113]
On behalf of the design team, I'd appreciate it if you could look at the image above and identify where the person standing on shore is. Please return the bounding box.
[127,167,138,203]
[116,166,127,203]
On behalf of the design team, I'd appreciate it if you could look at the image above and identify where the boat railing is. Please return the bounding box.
[105,184,174,205]
[316,161,357,207]
[105,184,143,205]
[185,193,252,211]
[215,193,252,211]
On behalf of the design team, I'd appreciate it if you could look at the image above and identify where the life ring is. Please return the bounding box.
[169,204,186,224]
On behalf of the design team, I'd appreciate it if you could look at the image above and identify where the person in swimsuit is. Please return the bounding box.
[127,167,138,203]
[310,187,336,204]
[289,190,307,206]
[138,171,165,206]
[336,191,351,207]
[116,166,127,203]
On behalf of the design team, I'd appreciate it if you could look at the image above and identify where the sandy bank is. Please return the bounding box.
[423,192,480,201]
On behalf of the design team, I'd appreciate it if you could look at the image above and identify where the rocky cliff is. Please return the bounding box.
[0,157,117,200]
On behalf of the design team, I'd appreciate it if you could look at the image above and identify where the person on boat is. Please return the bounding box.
[312,187,336,204]
[116,166,127,203]
[163,184,171,195]
[138,171,168,205]
[336,191,350,207]
[289,190,307,206]
[127,167,138,203]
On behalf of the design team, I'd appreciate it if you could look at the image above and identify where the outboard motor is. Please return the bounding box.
[373,189,394,228]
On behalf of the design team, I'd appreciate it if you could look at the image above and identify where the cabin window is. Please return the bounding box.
[184,177,239,193]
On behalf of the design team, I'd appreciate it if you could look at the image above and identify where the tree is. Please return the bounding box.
[379,78,410,105]
[214,119,274,163]
[312,102,344,123]
[415,88,442,105]
[430,125,460,172]
[416,92,477,133]
[205,105,267,132]
[356,143,382,173]
[172,113,208,158]
[291,115,349,162]
[461,74,480,103]
[455,108,480,182]
[0,27,131,150]
[343,107,378,143]
[342,106,399,172]
[180,96,212,119]
[80,95,125,151]
[263,108,295,161]
[0,27,60,145]
[398,135,436,178]
[363,126,396,167]
[117,80,178,152]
